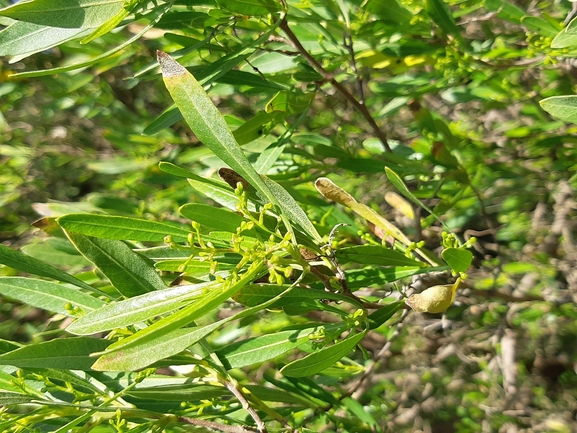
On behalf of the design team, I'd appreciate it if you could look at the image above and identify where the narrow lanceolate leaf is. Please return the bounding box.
[234,284,362,309]
[384,167,448,230]
[67,282,215,335]
[261,176,322,243]
[179,204,246,233]
[0,0,124,29]
[0,20,91,61]
[215,0,282,16]
[157,52,278,214]
[216,328,318,370]
[0,392,37,405]
[93,263,290,371]
[65,232,166,297]
[92,325,221,371]
[315,177,441,266]
[0,244,97,293]
[99,260,267,356]
[368,302,402,330]
[315,177,409,245]
[80,1,133,44]
[10,3,170,77]
[0,337,109,371]
[0,277,104,316]
[281,331,366,377]
[58,214,190,242]
[335,245,424,267]
[157,51,321,244]
[346,266,448,289]
[365,0,411,24]
[425,0,465,44]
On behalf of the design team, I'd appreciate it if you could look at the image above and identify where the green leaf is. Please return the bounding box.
[128,383,229,401]
[233,111,283,145]
[216,328,318,369]
[157,51,321,243]
[0,20,90,60]
[254,143,286,174]
[283,376,341,406]
[484,0,525,23]
[188,177,246,212]
[65,232,166,297]
[28,368,105,395]
[425,0,464,43]
[551,29,577,49]
[215,0,281,16]
[57,214,191,242]
[566,15,577,34]
[540,96,577,124]
[342,396,379,428]
[92,325,221,371]
[97,261,266,357]
[0,277,104,316]
[335,245,425,267]
[364,0,411,24]
[179,204,246,233]
[0,392,37,405]
[80,1,134,44]
[217,70,285,90]
[92,263,306,371]
[234,284,363,309]
[346,267,446,289]
[260,176,322,243]
[315,177,441,266]
[10,4,169,77]
[0,337,109,371]
[385,167,448,230]
[0,0,124,28]
[368,302,402,329]
[143,106,181,135]
[281,331,366,377]
[21,238,91,268]
[441,248,473,273]
[145,35,276,135]
[0,244,97,293]
[521,16,559,37]
[67,282,214,335]
[157,52,277,209]
[265,91,315,114]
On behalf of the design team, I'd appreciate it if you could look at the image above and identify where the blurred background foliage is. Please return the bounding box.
[1,0,577,431]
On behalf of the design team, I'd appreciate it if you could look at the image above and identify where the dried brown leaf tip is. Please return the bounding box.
[157,51,186,77]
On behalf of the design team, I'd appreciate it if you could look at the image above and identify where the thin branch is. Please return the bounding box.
[343,32,365,104]
[279,18,392,152]
[224,381,268,433]
[178,417,257,433]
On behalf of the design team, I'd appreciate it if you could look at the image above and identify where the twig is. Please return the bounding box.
[500,328,517,400]
[279,18,392,152]
[178,417,258,433]
[224,381,268,433]
[343,32,365,104]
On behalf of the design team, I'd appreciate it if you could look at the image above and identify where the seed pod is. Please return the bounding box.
[405,279,460,313]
